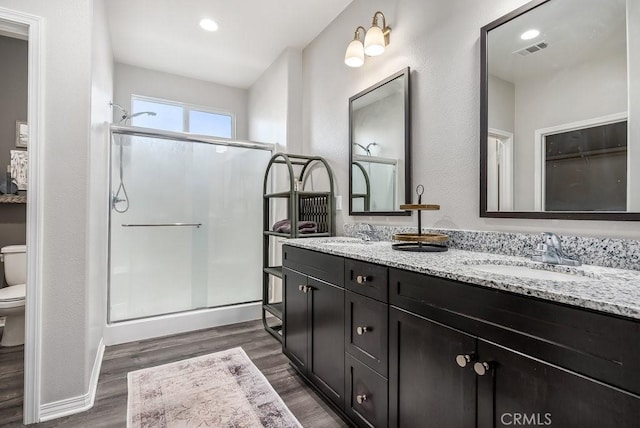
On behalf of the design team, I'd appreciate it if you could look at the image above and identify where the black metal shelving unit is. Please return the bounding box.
[262,153,336,341]
[351,161,371,211]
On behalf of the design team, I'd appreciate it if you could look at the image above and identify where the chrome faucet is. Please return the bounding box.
[531,232,581,266]
[356,223,376,241]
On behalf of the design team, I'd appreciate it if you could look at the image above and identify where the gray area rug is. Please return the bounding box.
[127,347,302,427]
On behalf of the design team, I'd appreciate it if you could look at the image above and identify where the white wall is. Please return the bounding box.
[0,0,95,405]
[248,47,303,151]
[248,47,303,302]
[87,0,112,380]
[488,74,515,134]
[113,63,249,140]
[628,0,640,210]
[302,0,640,239]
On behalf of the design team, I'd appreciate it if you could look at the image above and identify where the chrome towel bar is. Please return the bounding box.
[121,223,202,228]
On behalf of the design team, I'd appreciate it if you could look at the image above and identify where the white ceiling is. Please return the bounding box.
[105,0,353,89]
[487,0,626,83]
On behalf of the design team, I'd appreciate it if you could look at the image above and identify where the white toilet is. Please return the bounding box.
[0,245,26,346]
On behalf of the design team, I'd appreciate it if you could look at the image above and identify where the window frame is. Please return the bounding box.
[130,94,236,139]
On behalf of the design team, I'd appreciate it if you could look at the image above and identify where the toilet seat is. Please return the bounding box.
[0,284,25,309]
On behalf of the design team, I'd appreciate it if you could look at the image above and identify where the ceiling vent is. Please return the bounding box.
[514,41,548,56]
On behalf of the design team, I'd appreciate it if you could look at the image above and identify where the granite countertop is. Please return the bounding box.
[285,237,640,320]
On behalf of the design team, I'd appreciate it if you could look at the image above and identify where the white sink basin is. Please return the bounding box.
[470,264,589,282]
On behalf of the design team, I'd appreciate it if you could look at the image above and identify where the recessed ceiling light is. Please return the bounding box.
[200,18,218,32]
[520,29,540,40]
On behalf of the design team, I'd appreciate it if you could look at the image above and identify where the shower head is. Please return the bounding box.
[109,102,157,123]
[128,111,157,119]
[354,142,377,156]
[110,102,129,122]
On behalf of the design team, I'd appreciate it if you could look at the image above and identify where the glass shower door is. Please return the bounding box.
[109,132,270,322]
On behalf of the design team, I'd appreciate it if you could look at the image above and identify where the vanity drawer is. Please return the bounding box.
[346,259,388,302]
[345,353,388,428]
[346,291,388,377]
[389,267,640,395]
[283,245,344,287]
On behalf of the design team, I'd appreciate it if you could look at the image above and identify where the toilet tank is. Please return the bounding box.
[2,245,26,286]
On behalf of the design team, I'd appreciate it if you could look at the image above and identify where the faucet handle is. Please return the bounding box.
[541,232,562,250]
[535,243,548,253]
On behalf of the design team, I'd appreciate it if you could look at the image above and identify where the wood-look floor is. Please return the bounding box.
[0,320,348,428]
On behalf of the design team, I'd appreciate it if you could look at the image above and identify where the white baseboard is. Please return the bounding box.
[39,339,105,422]
[103,301,262,346]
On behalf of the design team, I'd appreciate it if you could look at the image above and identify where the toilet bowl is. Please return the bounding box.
[0,245,26,347]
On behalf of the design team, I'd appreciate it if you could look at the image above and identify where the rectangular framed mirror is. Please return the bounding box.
[349,68,411,216]
[480,0,640,220]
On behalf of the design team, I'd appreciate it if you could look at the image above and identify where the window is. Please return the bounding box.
[130,96,234,139]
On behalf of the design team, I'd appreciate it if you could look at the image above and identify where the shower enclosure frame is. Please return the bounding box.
[106,125,274,333]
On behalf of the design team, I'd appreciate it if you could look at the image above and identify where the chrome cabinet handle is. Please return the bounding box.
[356,326,369,335]
[356,275,369,284]
[455,354,476,368]
[298,285,305,292]
[356,394,368,404]
[474,361,492,376]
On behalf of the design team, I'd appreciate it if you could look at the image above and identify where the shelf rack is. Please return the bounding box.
[262,153,336,341]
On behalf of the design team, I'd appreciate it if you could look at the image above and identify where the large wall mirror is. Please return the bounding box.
[480,0,640,220]
[349,68,411,216]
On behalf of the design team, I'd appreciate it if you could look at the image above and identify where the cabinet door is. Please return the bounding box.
[283,268,308,373]
[389,308,476,428]
[307,277,346,409]
[477,340,640,428]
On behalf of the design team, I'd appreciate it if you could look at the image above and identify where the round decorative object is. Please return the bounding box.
[392,184,448,253]
[391,242,448,252]
[400,204,440,210]
[392,233,448,243]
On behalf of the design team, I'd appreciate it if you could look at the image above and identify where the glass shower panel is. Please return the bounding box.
[191,145,268,307]
[109,133,270,322]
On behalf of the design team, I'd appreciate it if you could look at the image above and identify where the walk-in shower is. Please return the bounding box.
[107,125,273,341]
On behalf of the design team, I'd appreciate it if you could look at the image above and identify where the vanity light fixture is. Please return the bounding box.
[520,29,540,40]
[345,26,366,67]
[345,11,391,67]
[199,18,219,32]
[364,11,391,56]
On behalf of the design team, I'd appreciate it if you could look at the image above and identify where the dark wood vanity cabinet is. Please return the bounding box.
[389,267,640,428]
[389,308,476,428]
[477,340,640,428]
[282,247,346,409]
[283,245,640,427]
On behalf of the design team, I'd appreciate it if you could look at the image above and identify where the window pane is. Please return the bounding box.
[189,110,233,138]
[131,99,183,132]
